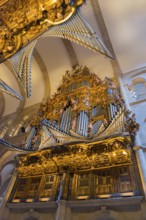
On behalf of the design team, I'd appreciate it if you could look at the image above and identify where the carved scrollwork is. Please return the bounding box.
[17,137,132,176]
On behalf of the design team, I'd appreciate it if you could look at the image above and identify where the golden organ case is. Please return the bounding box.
[8,66,141,204]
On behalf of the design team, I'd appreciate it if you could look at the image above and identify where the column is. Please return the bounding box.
[56,200,67,220]
[57,173,66,201]
[0,169,17,219]
[56,201,72,220]
[119,76,146,197]
[133,145,146,197]
[65,206,72,220]
[55,172,72,220]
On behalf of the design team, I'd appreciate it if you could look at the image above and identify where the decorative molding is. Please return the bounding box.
[0,93,5,118]
[7,196,143,212]
[0,79,23,101]
[122,66,146,77]
[62,39,79,67]
[90,0,114,56]
[33,49,51,102]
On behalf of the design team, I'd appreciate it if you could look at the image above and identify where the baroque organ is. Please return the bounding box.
[3,66,141,205]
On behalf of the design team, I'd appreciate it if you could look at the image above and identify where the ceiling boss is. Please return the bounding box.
[0,0,85,62]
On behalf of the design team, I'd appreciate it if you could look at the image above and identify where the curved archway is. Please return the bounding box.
[21,210,43,220]
[0,162,15,196]
[96,218,115,220]
[132,77,146,100]
[24,217,38,220]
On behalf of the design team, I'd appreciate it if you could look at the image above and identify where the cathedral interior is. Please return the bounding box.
[0,1,146,220]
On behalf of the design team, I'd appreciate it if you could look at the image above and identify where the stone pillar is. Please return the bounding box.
[56,200,67,220]
[65,206,72,220]
[118,77,130,108]
[133,145,146,197]
[0,169,17,219]
[55,173,67,220]
[55,173,72,220]
[118,76,146,198]
[57,173,66,201]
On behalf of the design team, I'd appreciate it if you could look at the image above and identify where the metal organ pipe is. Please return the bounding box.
[77,112,82,135]
[76,111,89,137]
[66,107,70,133]
[114,104,117,115]
[110,104,114,119]
[60,111,65,131]
[83,111,86,136]
[78,113,82,135]
[83,111,87,136]
[63,109,68,133]
[76,114,79,134]
[25,126,37,149]
[79,111,83,135]
[81,111,84,136]
[60,106,72,134]
[82,111,87,136]
[108,105,112,121]
[65,106,71,133]
[63,108,68,133]
[84,113,87,136]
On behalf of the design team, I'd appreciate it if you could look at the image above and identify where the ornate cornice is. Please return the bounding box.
[17,136,132,176]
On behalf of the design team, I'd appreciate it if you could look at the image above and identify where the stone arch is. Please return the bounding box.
[0,161,15,196]
[132,77,146,100]
[24,217,38,220]
[0,160,16,173]
[20,210,43,220]
[88,209,120,220]
[96,217,115,220]
[132,77,145,85]
[0,116,13,138]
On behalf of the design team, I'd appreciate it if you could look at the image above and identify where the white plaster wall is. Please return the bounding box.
[0,164,15,187]
[130,102,146,146]
[72,42,114,80]
[35,38,72,96]
[99,0,146,73]
[121,70,146,147]
[71,209,144,220]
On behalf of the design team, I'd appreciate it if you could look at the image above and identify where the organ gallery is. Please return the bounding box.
[6,66,141,205]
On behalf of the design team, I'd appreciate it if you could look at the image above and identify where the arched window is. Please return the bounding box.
[132,78,146,100]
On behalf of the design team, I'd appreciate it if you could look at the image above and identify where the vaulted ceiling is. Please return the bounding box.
[0,0,146,117]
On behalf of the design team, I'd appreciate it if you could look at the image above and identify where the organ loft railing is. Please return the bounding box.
[9,166,140,203]
[8,137,142,204]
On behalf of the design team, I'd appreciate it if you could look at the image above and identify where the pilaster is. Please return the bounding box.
[133,145,146,198]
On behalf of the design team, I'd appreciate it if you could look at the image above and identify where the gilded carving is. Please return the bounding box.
[32,65,122,126]
[0,0,85,62]
[17,137,132,177]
